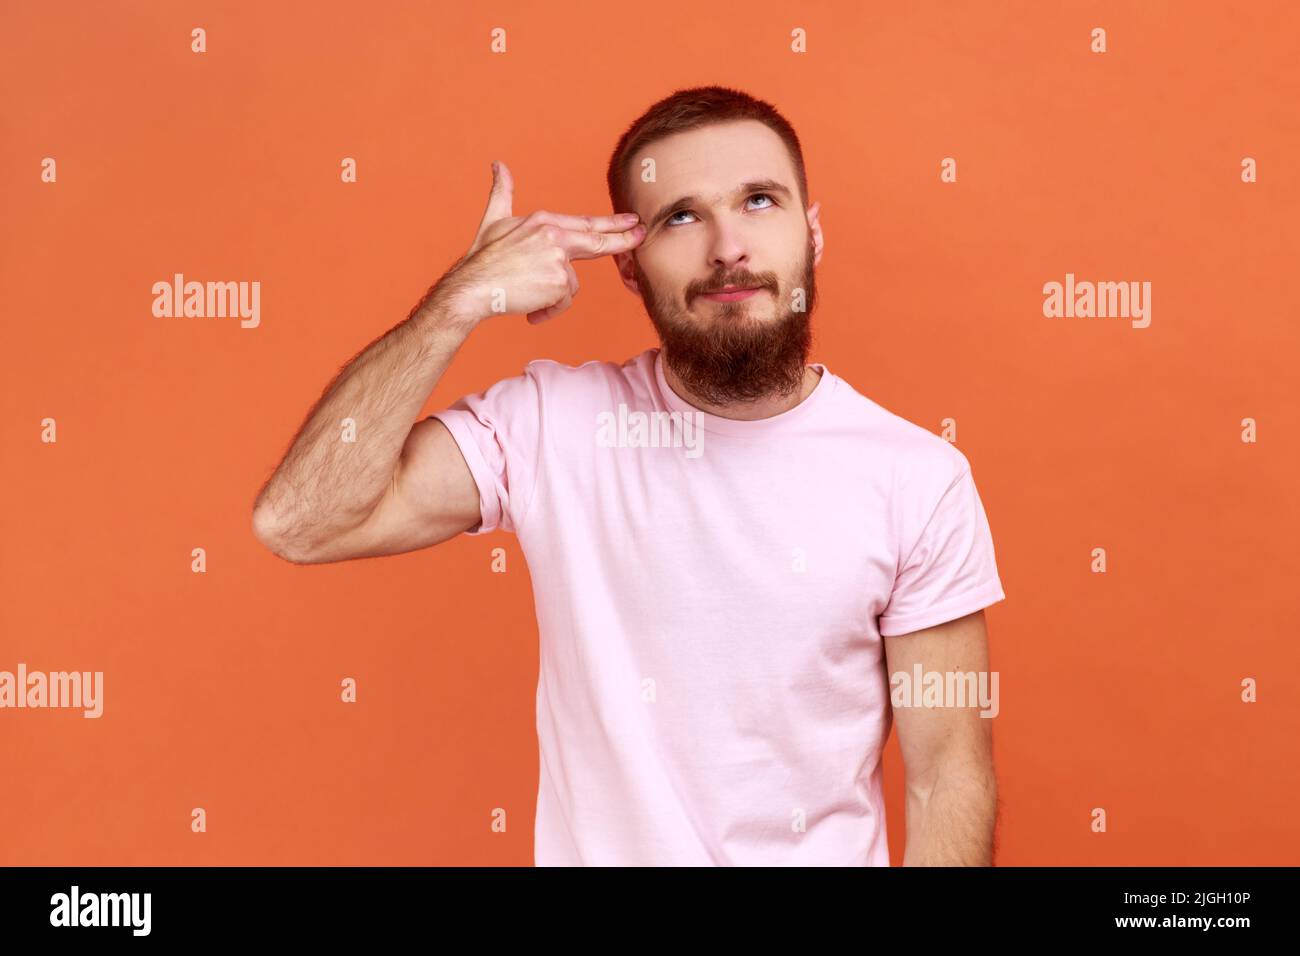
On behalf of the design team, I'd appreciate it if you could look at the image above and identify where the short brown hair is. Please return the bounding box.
[605,85,809,218]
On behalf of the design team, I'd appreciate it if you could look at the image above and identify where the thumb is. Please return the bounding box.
[476,160,514,236]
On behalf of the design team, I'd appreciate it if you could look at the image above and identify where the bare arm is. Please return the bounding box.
[250,285,483,564]
[251,160,645,564]
[884,609,999,866]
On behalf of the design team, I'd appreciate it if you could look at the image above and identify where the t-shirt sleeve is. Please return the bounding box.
[426,365,544,536]
[877,461,1006,637]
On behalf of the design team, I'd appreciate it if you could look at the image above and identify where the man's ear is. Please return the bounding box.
[614,250,641,295]
[806,200,824,267]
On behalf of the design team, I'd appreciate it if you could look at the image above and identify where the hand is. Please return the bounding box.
[442,160,646,325]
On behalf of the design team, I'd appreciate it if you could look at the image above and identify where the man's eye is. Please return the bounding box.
[665,193,778,227]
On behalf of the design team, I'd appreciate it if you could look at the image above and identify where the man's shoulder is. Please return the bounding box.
[521,348,657,400]
[827,372,972,479]
[524,347,654,379]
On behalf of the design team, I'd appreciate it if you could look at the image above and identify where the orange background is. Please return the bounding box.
[2,0,1296,865]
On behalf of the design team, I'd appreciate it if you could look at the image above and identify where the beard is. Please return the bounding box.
[632,234,817,406]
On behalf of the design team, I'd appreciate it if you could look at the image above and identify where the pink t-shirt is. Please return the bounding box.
[430,346,1006,866]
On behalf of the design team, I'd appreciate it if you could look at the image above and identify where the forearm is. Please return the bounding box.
[252,281,478,552]
[901,763,998,866]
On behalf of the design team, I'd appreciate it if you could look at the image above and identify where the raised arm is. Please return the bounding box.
[251,292,483,564]
[250,160,645,564]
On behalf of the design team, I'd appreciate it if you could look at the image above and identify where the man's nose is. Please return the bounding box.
[707,221,751,271]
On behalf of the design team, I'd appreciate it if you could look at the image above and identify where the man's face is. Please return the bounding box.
[617,120,824,406]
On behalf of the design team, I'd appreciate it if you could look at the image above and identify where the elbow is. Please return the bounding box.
[252,506,314,565]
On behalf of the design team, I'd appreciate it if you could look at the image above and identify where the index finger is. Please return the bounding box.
[555,222,647,260]
[531,210,641,234]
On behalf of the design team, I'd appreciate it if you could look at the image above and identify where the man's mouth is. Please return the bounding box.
[699,285,764,302]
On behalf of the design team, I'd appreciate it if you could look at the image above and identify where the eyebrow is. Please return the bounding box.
[644,179,794,232]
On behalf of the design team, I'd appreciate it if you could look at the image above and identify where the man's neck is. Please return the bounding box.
[661,361,823,422]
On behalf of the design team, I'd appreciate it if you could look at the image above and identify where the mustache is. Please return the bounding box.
[688,274,778,301]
